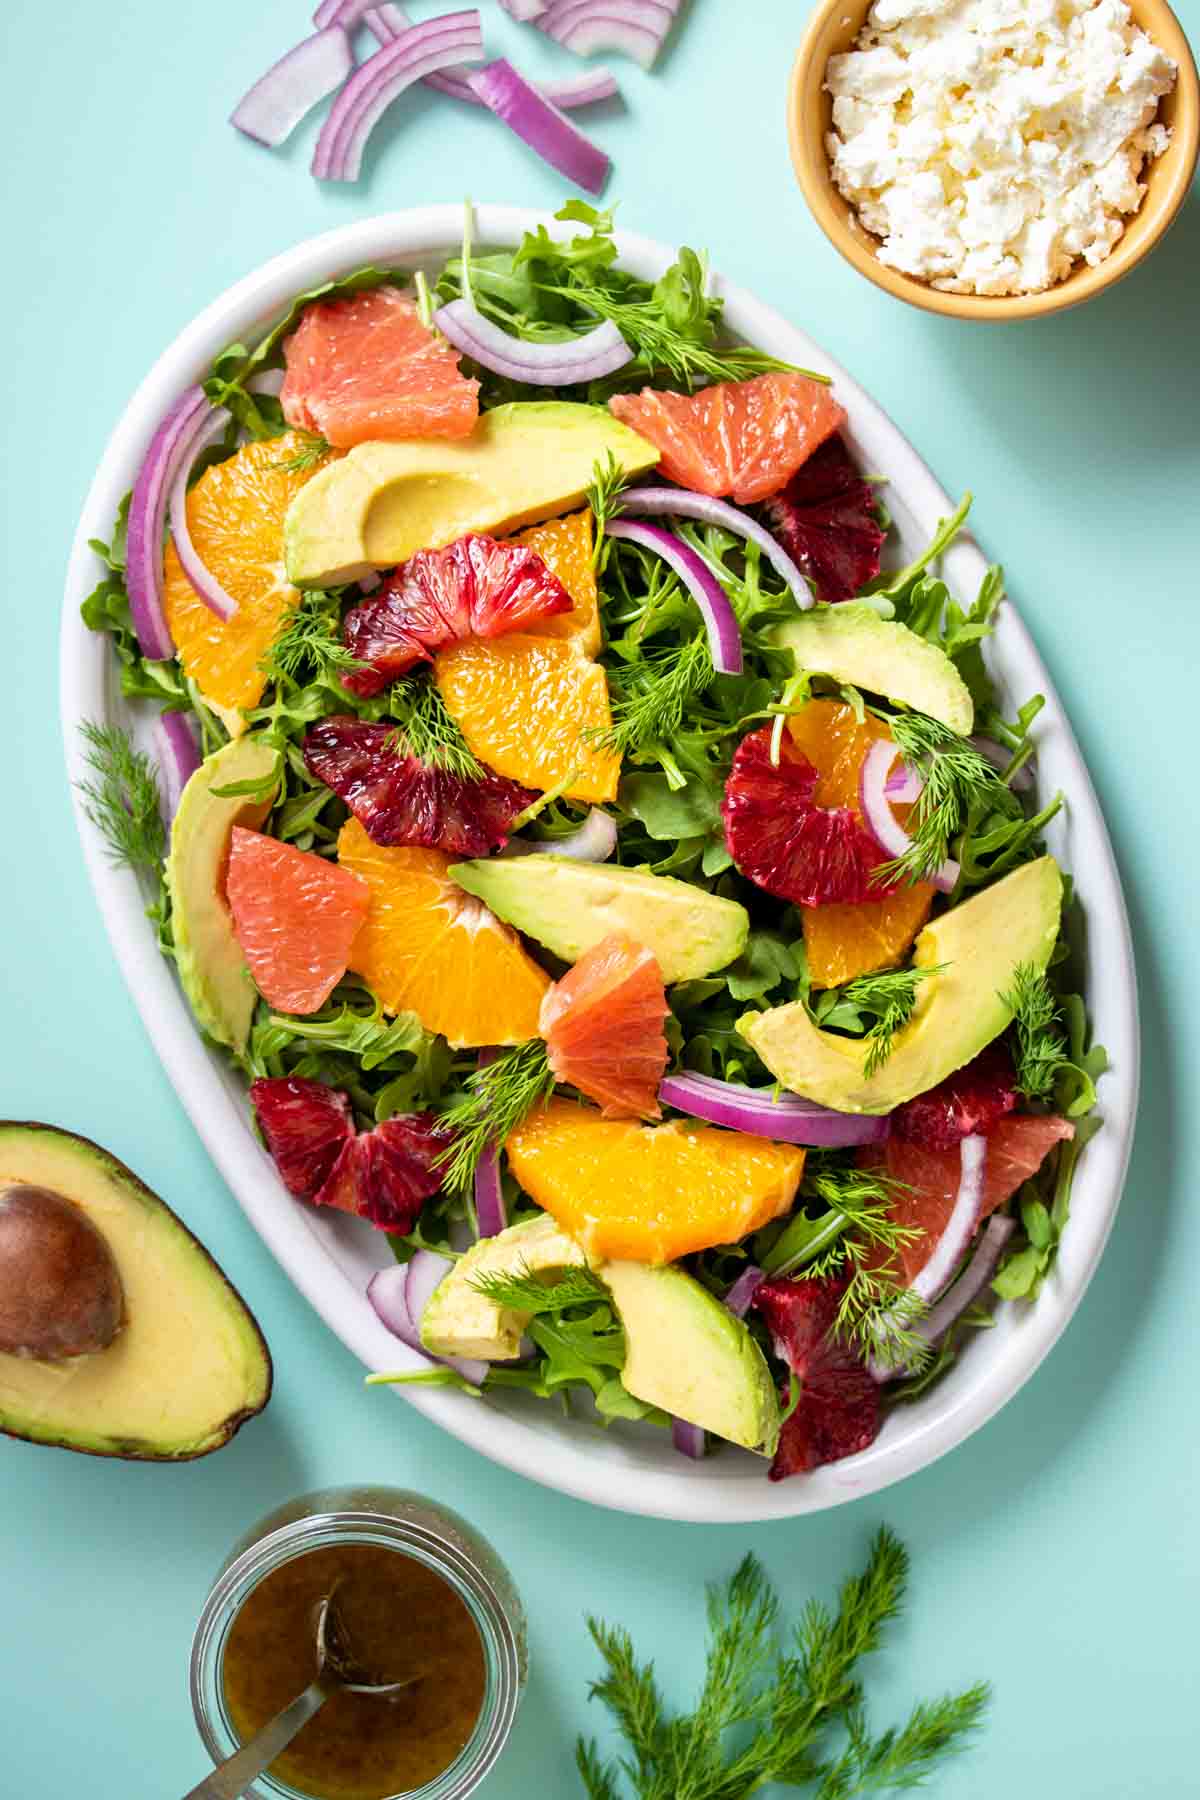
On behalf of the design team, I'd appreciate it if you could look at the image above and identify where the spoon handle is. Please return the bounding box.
[181,1675,333,1800]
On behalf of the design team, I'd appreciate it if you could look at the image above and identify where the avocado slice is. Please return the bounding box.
[740,856,1062,1113]
[421,1214,780,1456]
[421,1215,587,1361]
[601,1260,780,1457]
[776,604,974,734]
[449,856,749,983]
[167,735,279,1054]
[0,1123,271,1460]
[284,401,660,587]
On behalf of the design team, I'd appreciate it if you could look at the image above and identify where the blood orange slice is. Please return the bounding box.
[280,286,479,448]
[609,373,846,504]
[227,828,370,1014]
[250,1076,355,1197]
[539,934,669,1121]
[861,1113,1075,1286]
[761,434,885,604]
[341,533,574,698]
[304,716,536,855]
[753,1275,880,1478]
[315,1115,449,1232]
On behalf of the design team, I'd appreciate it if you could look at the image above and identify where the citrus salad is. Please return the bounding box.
[80,202,1105,1481]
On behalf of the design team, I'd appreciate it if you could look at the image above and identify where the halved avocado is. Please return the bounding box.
[284,401,660,588]
[0,1123,271,1460]
[167,734,279,1054]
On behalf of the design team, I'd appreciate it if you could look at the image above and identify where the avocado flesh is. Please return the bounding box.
[167,735,279,1055]
[601,1260,780,1456]
[0,1123,271,1460]
[421,1215,587,1361]
[740,856,1062,1113]
[776,605,975,735]
[284,402,660,588]
[449,855,749,983]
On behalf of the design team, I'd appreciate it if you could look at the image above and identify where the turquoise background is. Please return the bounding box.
[3,1,1197,1793]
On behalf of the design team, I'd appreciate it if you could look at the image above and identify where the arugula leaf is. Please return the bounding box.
[619,769,721,840]
[577,1529,989,1798]
[723,929,803,1003]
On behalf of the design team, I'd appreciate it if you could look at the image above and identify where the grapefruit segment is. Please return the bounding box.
[609,373,846,505]
[539,934,669,1121]
[163,433,333,716]
[505,1097,804,1263]
[860,1113,1075,1287]
[435,634,620,804]
[336,818,550,1047]
[226,828,370,1015]
[341,533,575,698]
[280,286,479,449]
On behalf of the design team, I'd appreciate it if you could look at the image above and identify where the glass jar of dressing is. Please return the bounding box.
[190,1486,527,1800]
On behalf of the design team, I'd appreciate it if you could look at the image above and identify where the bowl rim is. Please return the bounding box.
[60,203,1140,1522]
[788,0,1200,321]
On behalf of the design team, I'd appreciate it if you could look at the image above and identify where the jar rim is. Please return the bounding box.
[190,1508,524,1800]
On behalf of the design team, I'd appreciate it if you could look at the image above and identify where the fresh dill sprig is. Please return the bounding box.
[469,1262,610,1316]
[273,428,331,475]
[874,712,1004,887]
[577,1529,989,1799]
[259,590,360,685]
[435,1040,555,1194]
[1000,960,1068,1102]
[833,1265,932,1373]
[761,1166,918,1279]
[548,280,797,389]
[838,965,944,1078]
[76,720,165,873]
[585,451,631,567]
[591,633,714,759]
[386,676,483,780]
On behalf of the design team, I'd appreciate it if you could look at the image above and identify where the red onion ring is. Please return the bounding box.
[871,1212,1014,1383]
[126,386,215,662]
[433,295,632,385]
[671,1417,706,1459]
[502,0,548,17]
[615,487,813,615]
[912,1134,987,1303]
[724,1265,764,1319]
[468,59,610,195]
[658,1071,889,1147]
[167,412,240,622]
[153,713,202,826]
[313,0,380,26]
[606,519,743,675]
[313,10,484,182]
[859,737,959,894]
[970,734,1035,794]
[231,27,353,147]
[368,1261,488,1385]
[369,4,618,106]
[502,809,618,862]
[539,0,679,68]
[471,1047,508,1239]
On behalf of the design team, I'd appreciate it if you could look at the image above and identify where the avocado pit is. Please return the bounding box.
[0,1184,124,1361]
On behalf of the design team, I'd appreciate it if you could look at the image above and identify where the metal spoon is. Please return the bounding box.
[183,1587,418,1800]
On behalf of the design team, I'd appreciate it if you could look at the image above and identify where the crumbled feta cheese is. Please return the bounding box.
[824,0,1177,295]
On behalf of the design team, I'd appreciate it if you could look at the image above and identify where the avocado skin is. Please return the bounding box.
[0,1122,272,1462]
[449,855,749,984]
[775,604,975,735]
[740,856,1063,1113]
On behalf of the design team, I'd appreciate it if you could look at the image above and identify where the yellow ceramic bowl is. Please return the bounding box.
[789,0,1200,320]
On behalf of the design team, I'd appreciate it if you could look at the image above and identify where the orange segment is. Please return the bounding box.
[163,433,334,716]
[787,698,934,987]
[508,510,601,655]
[505,1098,804,1264]
[434,634,620,804]
[337,818,549,1047]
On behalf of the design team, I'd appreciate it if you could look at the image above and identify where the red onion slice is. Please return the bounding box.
[409,1251,491,1383]
[911,1133,987,1303]
[471,1048,508,1238]
[886,761,921,804]
[540,0,678,68]
[126,386,215,662]
[671,1417,706,1460]
[167,413,240,622]
[606,519,743,675]
[313,10,484,182]
[231,28,353,147]
[502,0,548,17]
[434,295,632,385]
[503,809,618,861]
[658,1071,889,1147]
[859,738,959,894]
[615,487,813,615]
[368,1264,487,1385]
[313,0,380,25]
[368,4,618,106]
[153,713,201,826]
[871,1213,1014,1383]
[468,59,610,195]
[970,734,1035,794]
[724,1265,764,1319]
